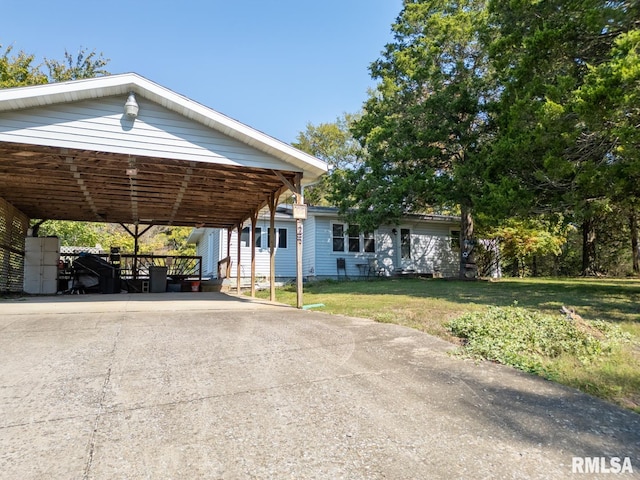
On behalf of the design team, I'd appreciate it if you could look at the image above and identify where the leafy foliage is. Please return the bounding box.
[36,220,101,247]
[35,221,193,255]
[292,113,364,206]
[485,0,640,274]
[0,44,47,87]
[330,0,494,276]
[486,216,575,276]
[447,305,630,374]
[44,48,110,82]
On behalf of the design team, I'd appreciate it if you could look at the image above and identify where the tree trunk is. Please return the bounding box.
[630,213,639,274]
[582,217,598,276]
[459,205,477,279]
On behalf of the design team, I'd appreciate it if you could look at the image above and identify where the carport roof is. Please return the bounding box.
[0,73,327,229]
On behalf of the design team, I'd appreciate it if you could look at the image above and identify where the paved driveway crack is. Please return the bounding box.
[82,324,121,480]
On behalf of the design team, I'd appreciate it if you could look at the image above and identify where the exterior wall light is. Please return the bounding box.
[124,92,139,118]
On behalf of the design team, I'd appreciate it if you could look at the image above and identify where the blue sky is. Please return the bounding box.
[2,1,403,144]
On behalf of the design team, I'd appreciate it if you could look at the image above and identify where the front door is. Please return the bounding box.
[399,228,412,271]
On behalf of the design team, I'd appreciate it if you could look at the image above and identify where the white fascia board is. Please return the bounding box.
[0,73,328,183]
[306,207,460,224]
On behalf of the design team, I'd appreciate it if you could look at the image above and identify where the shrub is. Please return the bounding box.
[446,305,630,375]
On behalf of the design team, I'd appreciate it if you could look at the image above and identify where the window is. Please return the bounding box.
[363,231,375,253]
[332,223,345,252]
[266,227,288,249]
[332,223,376,254]
[348,224,360,252]
[278,228,288,249]
[255,227,262,248]
[241,226,264,248]
[240,227,250,247]
[450,230,461,250]
[401,228,411,260]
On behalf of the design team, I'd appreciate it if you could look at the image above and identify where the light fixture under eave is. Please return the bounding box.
[124,92,139,118]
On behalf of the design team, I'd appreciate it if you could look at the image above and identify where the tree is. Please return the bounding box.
[44,48,109,82]
[575,29,640,273]
[292,113,364,206]
[334,0,493,278]
[487,216,574,277]
[486,0,638,275]
[0,44,47,87]
[36,220,101,247]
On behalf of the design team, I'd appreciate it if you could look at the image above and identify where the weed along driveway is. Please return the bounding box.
[1,293,638,479]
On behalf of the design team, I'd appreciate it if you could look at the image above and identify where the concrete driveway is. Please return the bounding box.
[1,293,638,479]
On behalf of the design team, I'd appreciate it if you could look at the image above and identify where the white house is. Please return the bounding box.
[188,205,461,281]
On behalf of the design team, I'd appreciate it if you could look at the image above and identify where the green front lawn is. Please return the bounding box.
[253,277,640,412]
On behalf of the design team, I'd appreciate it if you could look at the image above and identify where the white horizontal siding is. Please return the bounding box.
[205,220,296,279]
[0,97,300,170]
[302,215,316,277]
[194,213,460,280]
[399,222,459,277]
[312,214,459,278]
[312,216,378,278]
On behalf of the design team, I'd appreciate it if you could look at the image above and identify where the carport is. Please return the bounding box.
[0,73,327,306]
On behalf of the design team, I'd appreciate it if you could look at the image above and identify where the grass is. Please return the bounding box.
[252,277,640,412]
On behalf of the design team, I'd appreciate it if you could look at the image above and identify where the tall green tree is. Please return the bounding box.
[575,29,640,273]
[335,0,493,278]
[292,113,363,206]
[487,0,638,275]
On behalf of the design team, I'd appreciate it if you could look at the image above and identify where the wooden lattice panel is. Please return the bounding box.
[0,197,28,292]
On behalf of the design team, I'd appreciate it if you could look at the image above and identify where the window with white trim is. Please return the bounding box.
[332,222,376,253]
[348,224,360,252]
[267,228,288,249]
[401,228,411,260]
[240,227,250,247]
[363,231,375,253]
[241,226,265,248]
[450,229,461,250]
[255,227,262,248]
[332,223,345,252]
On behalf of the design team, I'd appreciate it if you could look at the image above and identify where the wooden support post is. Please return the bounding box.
[269,193,277,302]
[226,229,232,278]
[120,223,153,280]
[133,223,139,280]
[294,173,304,309]
[236,222,242,294]
[250,210,258,297]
